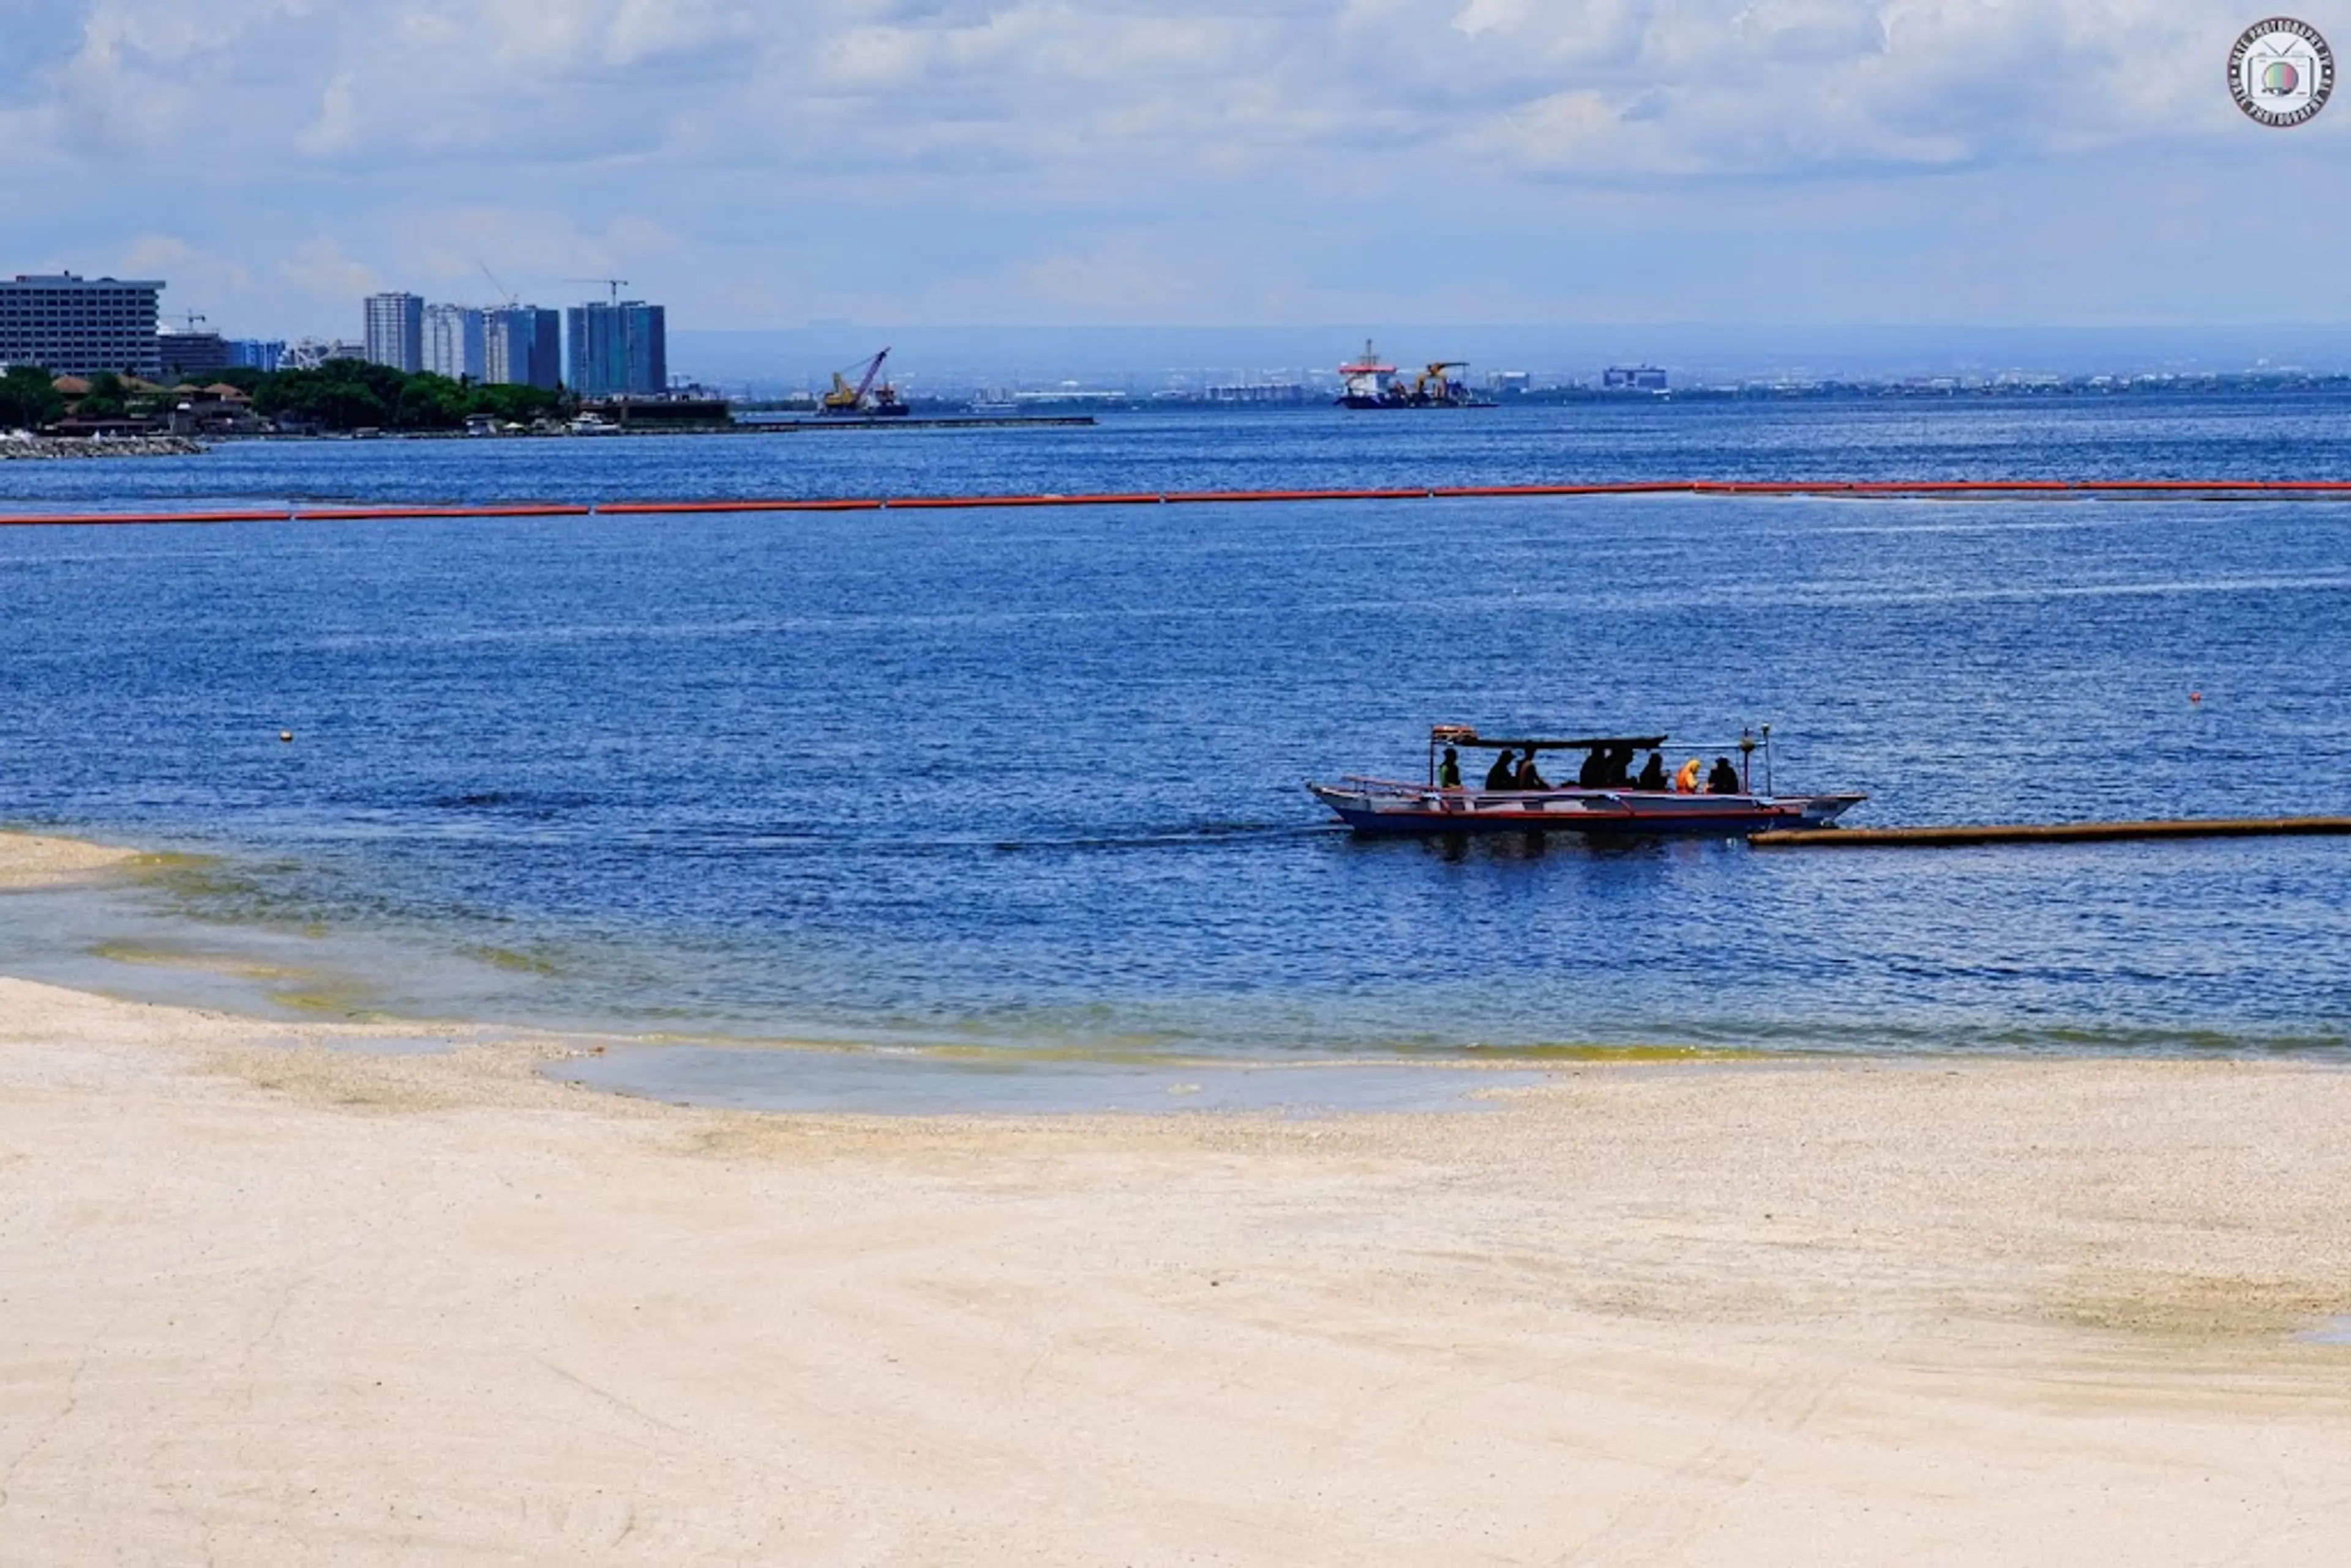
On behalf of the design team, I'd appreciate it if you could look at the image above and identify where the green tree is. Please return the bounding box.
[391,372,469,430]
[75,371,128,422]
[466,381,566,423]
[0,366,66,430]
[229,360,576,432]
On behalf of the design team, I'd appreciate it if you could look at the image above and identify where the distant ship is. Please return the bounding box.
[1336,340,1493,409]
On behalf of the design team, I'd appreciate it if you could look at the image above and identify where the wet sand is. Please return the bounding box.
[0,829,137,890]
[4,832,2350,1562]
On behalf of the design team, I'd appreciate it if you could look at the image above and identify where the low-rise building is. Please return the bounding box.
[228,339,285,372]
[157,329,230,378]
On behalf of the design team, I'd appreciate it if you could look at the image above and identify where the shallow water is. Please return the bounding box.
[3,400,2347,1058]
[552,1049,1546,1116]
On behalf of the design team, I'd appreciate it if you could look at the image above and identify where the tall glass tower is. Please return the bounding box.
[483,307,561,390]
[566,301,667,397]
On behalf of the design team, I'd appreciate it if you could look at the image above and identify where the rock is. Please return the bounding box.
[0,435,206,460]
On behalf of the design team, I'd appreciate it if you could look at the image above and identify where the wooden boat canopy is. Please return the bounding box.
[1428,726,1668,753]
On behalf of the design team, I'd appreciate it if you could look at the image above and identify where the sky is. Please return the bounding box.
[3,1,2347,352]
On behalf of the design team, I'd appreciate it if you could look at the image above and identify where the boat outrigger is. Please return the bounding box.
[1306,725,1865,836]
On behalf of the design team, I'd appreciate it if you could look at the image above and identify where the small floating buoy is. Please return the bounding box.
[2189,692,2202,705]
[279,730,294,743]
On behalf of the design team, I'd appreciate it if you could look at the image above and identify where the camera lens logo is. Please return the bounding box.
[2230,18,2334,126]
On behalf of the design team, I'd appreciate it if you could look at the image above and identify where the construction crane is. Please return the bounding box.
[476,261,519,306]
[564,277,632,306]
[1406,360,1469,402]
[819,348,908,416]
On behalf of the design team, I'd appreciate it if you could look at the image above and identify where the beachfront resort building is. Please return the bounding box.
[363,291,424,373]
[424,304,486,381]
[0,272,163,378]
[566,300,667,397]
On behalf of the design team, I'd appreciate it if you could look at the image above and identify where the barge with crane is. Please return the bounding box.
[820,348,910,418]
[1336,340,1494,409]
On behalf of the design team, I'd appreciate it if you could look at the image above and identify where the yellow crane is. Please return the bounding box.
[819,348,908,416]
[1404,361,1470,403]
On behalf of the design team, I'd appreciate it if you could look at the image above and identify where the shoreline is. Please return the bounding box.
[6,828,2351,1559]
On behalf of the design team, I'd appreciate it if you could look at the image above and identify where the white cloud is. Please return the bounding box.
[2,2,2281,179]
[2,2,2346,332]
[276,234,378,306]
[295,70,357,156]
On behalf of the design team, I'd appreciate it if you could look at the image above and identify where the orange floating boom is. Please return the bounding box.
[10,478,2351,529]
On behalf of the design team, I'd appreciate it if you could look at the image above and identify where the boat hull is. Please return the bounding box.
[1306,781,1864,836]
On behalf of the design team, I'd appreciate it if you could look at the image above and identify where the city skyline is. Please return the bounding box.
[4,3,2348,343]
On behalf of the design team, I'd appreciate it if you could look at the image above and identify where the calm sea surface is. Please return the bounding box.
[2,397,2347,1057]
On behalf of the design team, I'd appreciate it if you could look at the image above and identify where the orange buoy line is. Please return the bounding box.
[8,478,2351,529]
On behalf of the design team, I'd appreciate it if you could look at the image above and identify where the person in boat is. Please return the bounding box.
[1576,746,1606,788]
[1610,745,1636,787]
[1674,757,1702,793]
[1485,748,1518,790]
[1636,751,1666,791]
[1515,750,1550,789]
[1437,747,1463,789]
[1707,756,1742,794]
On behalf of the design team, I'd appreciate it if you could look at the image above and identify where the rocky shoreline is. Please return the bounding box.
[0,435,204,460]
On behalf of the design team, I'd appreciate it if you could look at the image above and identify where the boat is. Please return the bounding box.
[1305,724,1865,836]
[1335,340,1492,409]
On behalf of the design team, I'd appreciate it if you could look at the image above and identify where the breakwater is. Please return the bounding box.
[0,436,204,462]
[1752,817,2351,849]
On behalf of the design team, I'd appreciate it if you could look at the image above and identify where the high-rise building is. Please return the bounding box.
[566,300,667,396]
[483,306,561,390]
[228,339,285,372]
[362,291,424,373]
[0,272,164,377]
[423,303,485,381]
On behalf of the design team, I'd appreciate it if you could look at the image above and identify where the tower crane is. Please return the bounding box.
[476,261,519,306]
[564,277,633,306]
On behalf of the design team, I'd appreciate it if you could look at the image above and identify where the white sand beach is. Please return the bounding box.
[4,831,2349,1563]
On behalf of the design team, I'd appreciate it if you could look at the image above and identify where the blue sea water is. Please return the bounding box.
[2,398,2347,1058]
